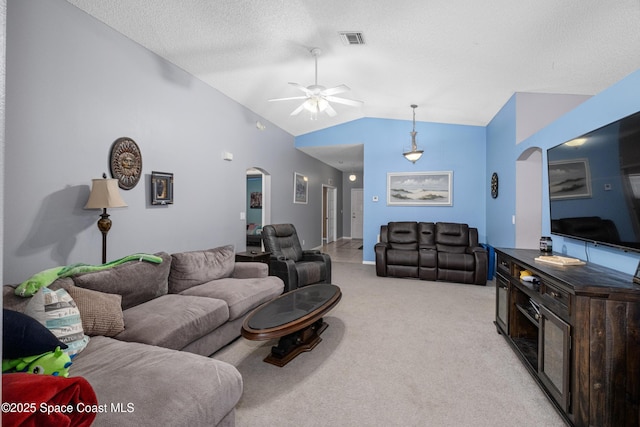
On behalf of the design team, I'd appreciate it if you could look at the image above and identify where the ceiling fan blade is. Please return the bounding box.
[326,96,364,107]
[288,82,312,95]
[268,96,308,102]
[290,103,306,116]
[321,84,350,96]
[324,103,337,117]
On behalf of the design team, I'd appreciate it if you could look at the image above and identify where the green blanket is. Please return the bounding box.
[15,253,163,297]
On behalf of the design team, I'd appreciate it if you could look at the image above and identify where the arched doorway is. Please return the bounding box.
[515,147,543,248]
[245,167,271,250]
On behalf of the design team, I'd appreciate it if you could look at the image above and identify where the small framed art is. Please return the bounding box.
[151,171,174,205]
[294,172,308,204]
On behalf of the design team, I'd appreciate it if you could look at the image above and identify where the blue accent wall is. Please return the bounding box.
[487,70,640,275]
[297,117,486,263]
[486,95,517,248]
[299,69,640,276]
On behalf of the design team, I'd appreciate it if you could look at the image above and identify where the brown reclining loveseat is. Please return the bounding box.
[374,221,487,285]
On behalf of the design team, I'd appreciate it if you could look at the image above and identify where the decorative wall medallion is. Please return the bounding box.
[491,172,499,199]
[110,137,142,190]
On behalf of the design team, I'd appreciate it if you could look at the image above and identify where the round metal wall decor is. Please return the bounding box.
[490,172,499,199]
[110,137,142,190]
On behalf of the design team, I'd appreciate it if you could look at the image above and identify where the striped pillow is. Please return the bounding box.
[25,287,90,357]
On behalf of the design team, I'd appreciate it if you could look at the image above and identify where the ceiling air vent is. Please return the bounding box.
[339,32,365,45]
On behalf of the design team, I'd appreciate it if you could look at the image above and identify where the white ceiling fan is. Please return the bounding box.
[269,47,363,118]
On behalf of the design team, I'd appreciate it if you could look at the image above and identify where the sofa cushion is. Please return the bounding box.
[438,252,475,270]
[179,276,284,321]
[387,222,418,250]
[168,245,235,293]
[435,222,470,251]
[70,336,242,427]
[66,285,125,337]
[114,295,229,350]
[25,288,90,357]
[71,252,171,310]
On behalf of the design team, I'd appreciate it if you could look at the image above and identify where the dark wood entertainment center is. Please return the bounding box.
[494,248,640,427]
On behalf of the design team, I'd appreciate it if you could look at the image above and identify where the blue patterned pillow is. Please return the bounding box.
[25,288,90,357]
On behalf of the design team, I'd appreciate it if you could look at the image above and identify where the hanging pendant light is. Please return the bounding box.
[402,104,424,163]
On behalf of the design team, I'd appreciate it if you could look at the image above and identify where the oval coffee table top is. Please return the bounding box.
[242,283,341,340]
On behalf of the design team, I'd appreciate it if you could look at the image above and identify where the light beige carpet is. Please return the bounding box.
[215,262,566,427]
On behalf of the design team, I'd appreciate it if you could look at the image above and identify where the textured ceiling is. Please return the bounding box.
[66,0,640,171]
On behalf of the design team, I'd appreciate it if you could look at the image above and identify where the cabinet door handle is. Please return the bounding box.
[550,291,560,298]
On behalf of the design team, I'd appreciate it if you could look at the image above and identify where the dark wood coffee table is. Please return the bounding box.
[241,284,341,367]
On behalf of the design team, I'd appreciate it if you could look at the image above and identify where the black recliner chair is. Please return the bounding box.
[261,224,332,292]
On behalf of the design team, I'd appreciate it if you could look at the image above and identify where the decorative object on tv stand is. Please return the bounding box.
[84,173,128,264]
[151,171,174,205]
[109,137,142,190]
[539,236,553,253]
[402,104,424,163]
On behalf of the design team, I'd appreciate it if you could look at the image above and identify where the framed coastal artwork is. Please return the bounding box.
[387,171,453,206]
[548,159,592,200]
[293,172,308,204]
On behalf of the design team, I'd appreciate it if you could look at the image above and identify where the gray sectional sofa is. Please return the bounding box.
[3,245,284,426]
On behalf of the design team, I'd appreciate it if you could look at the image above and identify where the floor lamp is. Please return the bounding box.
[84,174,127,264]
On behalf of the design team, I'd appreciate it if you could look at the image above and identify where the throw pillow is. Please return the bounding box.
[25,288,90,357]
[72,252,171,310]
[66,285,125,337]
[168,245,236,293]
[2,309,68,359]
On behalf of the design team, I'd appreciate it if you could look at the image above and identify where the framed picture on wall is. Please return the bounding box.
[250,192,262,209]
[387,171,453,206]
[548,159,592,200]
[294,172,308,204]
[151,171,174,205]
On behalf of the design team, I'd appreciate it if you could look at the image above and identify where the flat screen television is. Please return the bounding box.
[547,110,640,253]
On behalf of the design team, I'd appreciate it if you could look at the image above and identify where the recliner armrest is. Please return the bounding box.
[268,258,299,292]
[301,252,329,263]
[302,249,321,255]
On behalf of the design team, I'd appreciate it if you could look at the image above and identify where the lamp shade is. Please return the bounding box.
[403,150,424,163]
[84,178,128,209]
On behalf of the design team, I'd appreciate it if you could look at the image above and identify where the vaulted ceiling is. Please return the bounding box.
[66,1,640,171]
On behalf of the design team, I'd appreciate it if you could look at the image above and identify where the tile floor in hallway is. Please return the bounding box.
[320,238,363,264]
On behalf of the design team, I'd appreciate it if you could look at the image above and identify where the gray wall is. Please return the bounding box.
[3,0,342,284]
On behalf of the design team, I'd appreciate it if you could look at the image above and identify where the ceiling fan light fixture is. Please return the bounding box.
[303,96,328,113]
[268,47,363,118]
[402,104,424,163]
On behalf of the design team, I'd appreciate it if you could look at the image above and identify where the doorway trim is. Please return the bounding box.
[322,185,337,244]
[246,167,271,250]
